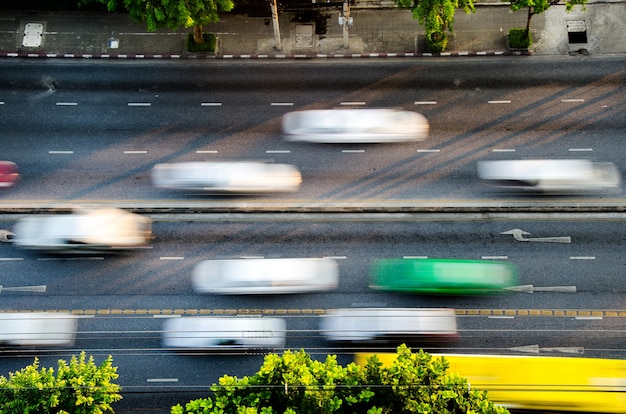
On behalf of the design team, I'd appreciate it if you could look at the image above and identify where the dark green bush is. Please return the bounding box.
[426,31,448,53]
[508,28,532,49]
[187,32,217,53]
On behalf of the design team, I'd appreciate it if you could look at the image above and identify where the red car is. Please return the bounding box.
[0,161,18,188]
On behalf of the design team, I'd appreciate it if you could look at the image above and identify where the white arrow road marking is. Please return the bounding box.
[501,228,571,243]
[0,285,47,293]
[505,285,577,293]
[509,345,584,354]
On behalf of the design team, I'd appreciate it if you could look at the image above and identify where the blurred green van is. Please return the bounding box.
[371,258,518,295]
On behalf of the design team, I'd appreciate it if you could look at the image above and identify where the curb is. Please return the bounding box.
[0,50,528,60]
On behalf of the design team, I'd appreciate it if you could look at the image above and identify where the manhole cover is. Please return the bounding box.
[23,22,44,47]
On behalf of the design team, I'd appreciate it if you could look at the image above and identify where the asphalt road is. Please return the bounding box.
[0,56,625,412]
[0,217,624,407]
[0,57,624,204]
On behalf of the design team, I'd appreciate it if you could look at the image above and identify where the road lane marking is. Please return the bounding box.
[570,256,596,260]
[488,100,511,104]
[270,102,294,106]
[340,102,366,106]
[342,150,365,153]
[403,256,428,259]
[196,150,218,154]
[266,150,291,154]
[414,101,437,105]
[575,316,603,320]
[562,99,585,103]
[323,256,347,260]
[55,102,78,106]
[200,102,222,106]
[123,150,148,154]
[417,149,440,153]
[49,150,74,154]
[492,149,516,152]
[37,257,104,261]
[147,378,179,382]
[128,102,151,107]
[481,256,508,260]
[568,148,593,152]
[0,258,23,261]
[160,256,184,260]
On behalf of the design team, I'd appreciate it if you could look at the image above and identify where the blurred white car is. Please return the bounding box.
[320,308,458,344]
[477,159,622,193]
[162,317,286,350]
[192,258,339,294]
[0,312,78,347]
[13,207,152,253]
[151,161,302,193]
[282,108,429,143]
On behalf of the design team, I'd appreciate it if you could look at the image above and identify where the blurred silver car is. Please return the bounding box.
[13,207,152,253]
[477,159,622,193]
[0,312,78,347]
[282,108,429,143]
[162,317,286,350]
[151,161,302,193]
[319,308,458,344]
[192,258,339,295]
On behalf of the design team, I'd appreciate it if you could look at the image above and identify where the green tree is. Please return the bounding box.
[79,0,235,44]
[0,352,122,414]
[506,0,587,40]
[171,344,509,414]
[394,0,475,52]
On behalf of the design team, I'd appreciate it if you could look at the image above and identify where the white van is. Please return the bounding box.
[320,308,458,344]
[477,159,621,193]
[192,258,339,295]
[13,207,152,253]
[151,161,302,193]
[282,108,429,143]
[162,317,286,350]
[0,312,78,347]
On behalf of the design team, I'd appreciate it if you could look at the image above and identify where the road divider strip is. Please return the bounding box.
[1,309,624,318]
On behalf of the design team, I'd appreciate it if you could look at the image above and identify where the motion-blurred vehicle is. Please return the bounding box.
[0,312,77,347]
[192,258,339,295]
[162,317,286,350]
[320,308,458,345]
[13,207,152,253]
[282,108,429,143]
[370,258,518,295]
[354,352,626,413]
[151,161,302,193]
[477,159,621,193]
[0,161,19,188]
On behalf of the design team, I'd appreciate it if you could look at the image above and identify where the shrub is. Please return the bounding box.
[508,28,532,49]
[187,32,217,53]
[426,31,449,53]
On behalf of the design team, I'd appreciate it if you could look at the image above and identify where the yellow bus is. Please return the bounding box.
[354,352,626,413]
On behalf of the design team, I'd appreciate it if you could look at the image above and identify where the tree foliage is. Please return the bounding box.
[394,0,475,52]
[79,0,235,44]
[171,344,509,414]
[505,0,587,37]
[0,352,122,414]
